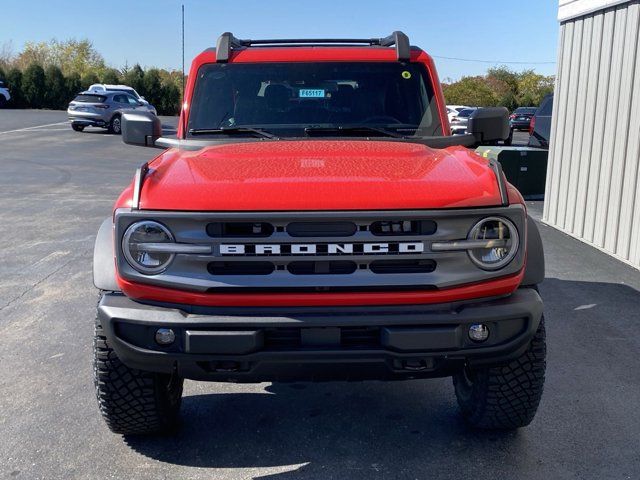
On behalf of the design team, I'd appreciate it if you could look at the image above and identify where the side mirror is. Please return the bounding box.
[122,112,161,147]
[467,107,510,145]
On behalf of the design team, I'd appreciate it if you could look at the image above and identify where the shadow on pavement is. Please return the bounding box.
[125,380,519,477]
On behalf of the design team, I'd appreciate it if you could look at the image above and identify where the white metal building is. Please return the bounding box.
[544,0,640,269]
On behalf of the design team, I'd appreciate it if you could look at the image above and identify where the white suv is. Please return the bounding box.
[0,80,10,107]
[87,84,149,105]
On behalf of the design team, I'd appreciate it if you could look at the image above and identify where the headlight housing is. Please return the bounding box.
[122,221,175,274]
[467,217,519,270]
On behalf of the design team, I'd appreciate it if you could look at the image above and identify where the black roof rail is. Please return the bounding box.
[215,31,411,63]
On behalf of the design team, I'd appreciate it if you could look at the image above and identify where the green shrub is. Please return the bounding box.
[45,65,67,109]
[22,64,46,108]
[6,68,25,107]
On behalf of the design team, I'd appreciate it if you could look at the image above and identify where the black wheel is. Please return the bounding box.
[0,95,7,108]
[504,128,513,146]
[453,315,546,430]
[109,114,122,134]
[71,123,84,132]
[93,313,183,435]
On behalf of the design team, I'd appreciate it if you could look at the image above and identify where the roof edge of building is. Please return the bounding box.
[559,0,632,21]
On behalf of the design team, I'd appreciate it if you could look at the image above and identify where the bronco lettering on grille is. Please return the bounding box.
[219,242,424,256]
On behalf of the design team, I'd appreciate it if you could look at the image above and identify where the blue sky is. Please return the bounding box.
[2,0,559,80]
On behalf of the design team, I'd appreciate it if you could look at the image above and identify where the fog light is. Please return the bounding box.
[468,324,490,342]
[155,328,175,346]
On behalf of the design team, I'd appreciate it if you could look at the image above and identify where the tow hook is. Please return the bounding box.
[396,358,434,371]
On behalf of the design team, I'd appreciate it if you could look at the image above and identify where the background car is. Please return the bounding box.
[509,106,537,131]
[67,91,156,134]
[0,80,10,107]
[447,104,470,122]
[528,94,553,149]
[449,107,478,134]
[87,83,150,105]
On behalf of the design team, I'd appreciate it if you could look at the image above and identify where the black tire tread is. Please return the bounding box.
[93,315,183,435]
[453,316,546,429]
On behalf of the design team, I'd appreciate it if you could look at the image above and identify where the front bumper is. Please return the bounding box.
[97,288,543,382]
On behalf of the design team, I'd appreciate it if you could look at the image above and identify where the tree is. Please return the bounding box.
[442,76,497,107]
[6,68,24,107]
[65,72,82,99]
[54,39,105,76]
[80,71,99,90]
[160,82,180,115]
[101,68,120,84]
[16,41,50,70]
[44,65,66,109]
[0,41,15,71]
[443,68,554,110]
[517,70,555,106]
[486,66,520,110]
[123,64,144,93]
[22,64,46,108]
[16,38,105,77]
[142,68,163,107]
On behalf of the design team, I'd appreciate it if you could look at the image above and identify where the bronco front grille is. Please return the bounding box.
[114,206,527,293]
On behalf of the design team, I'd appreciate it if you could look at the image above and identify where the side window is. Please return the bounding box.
[113,94,126,103]
[126,95,139,105]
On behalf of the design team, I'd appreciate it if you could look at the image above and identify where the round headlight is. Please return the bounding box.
[467,217,519,270]
[122,221,175,274]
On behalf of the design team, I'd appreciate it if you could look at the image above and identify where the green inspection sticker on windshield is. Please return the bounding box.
[401,71,412,79]
[299,89,325,98]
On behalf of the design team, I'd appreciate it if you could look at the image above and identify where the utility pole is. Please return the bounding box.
[181,4,185,102]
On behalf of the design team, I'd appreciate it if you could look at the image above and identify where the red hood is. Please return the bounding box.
[120,141,504,211]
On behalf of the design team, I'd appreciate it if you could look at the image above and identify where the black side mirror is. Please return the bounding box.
[467,107,510,145]
[122,112,162,147]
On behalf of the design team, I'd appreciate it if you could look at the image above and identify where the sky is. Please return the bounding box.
[1,0,559,80]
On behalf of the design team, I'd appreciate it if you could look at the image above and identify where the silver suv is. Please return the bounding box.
[67,91,157,134]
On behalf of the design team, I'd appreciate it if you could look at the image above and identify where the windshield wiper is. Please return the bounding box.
[189,127,279,139]
[304,125,405,138]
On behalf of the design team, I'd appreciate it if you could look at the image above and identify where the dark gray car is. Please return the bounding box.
[528,94,553,149]
[67,91,157,134]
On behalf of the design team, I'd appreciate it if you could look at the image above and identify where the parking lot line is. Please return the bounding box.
[0,121,69,135]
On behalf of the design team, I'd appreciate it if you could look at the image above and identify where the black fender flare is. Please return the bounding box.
[93,218,119,291]
[522,215,545,286]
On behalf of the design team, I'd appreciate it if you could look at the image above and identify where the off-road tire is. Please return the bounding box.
[93,315,183,435]
[108,114,122,134]
[453,315,546,429]
[71,123,84,132]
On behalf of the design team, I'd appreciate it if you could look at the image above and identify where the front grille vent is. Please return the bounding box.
[263,327,381,350]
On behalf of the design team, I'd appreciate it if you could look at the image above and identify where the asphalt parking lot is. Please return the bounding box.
[1,110,639,480]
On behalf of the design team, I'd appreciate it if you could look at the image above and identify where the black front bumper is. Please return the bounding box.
[97,289,543,382]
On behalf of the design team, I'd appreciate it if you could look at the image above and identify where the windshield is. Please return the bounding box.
[514,107,537,115]
[187,62,443,138]
[457,109,476,118]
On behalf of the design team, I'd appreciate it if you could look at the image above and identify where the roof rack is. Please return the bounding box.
[215,31,411,63]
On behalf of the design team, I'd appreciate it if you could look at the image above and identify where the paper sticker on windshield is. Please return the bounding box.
[401,71,412,79]
[299,89,325,98]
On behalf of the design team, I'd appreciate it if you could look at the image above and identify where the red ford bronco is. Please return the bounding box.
[93,32,546,435]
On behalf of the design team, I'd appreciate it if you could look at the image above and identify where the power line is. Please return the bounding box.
[431,55,556,65]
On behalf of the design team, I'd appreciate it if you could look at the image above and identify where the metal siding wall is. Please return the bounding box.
[544,1,640,269]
